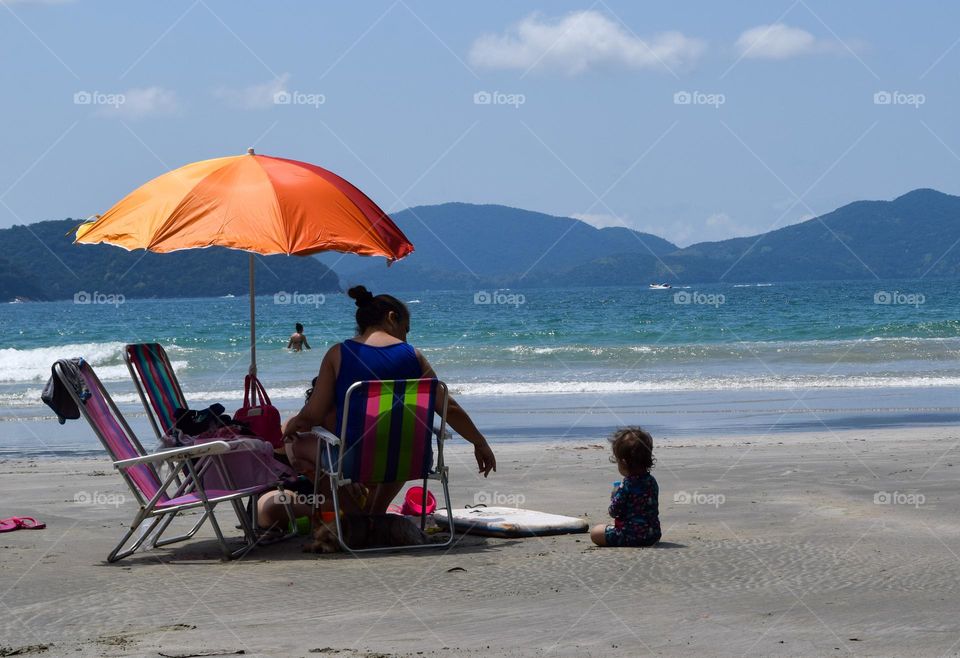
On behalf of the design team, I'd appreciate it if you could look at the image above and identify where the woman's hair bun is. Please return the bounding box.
[347,285,375,307]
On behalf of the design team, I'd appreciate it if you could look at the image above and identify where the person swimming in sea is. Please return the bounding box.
[287,323,311,352]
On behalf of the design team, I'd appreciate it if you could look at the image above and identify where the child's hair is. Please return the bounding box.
[305,376,317,401]
[609,426,655,473]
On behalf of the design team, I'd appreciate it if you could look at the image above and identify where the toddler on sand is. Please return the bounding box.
[590,427,661,547]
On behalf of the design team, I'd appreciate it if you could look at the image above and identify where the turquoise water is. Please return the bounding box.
[2,280,959,455]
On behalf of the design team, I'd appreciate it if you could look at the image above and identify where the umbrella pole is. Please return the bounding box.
[249,253,256,376]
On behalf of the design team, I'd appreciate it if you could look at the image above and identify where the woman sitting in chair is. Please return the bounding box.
[257,285,496,530]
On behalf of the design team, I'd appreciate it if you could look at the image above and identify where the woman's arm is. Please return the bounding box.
[303,337,311,350]
[417,350,496,477]
[282,344,339,437]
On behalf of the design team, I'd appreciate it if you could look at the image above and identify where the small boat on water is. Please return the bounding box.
[648,283,672,290]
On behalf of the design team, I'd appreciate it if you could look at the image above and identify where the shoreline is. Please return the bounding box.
[5,384,960,459]
[2,426,958,656]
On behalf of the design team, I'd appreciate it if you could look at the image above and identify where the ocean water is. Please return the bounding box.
[2,280,959,456]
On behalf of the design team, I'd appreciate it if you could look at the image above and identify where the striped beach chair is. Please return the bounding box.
[53,358,290,562]
[124,343,188,439]
[313,378,454,553]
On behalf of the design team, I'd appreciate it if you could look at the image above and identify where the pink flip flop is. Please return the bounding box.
[0,517,46,532]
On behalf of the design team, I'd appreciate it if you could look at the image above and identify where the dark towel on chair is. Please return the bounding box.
[42,358,91,424]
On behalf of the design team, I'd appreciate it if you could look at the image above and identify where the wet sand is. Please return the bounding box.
[1,427,959,657]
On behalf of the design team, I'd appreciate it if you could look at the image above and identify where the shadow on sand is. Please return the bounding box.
[107,531,523,566]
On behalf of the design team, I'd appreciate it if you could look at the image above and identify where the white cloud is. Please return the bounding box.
[734,23,841,60]
[705,212,753,238]
[95,86,180,119]
[571,212,627,229]
[469,10,705,75]
[214,74,290,110]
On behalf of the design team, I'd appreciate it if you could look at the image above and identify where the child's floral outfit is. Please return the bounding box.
[605,473,661,547]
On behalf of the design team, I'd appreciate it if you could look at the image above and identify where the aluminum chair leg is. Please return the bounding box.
[152,510,207,547]
[108,510,177,562]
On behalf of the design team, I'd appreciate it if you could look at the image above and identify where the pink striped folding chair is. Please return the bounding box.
[313,378,454,553]
[124,343,188,440]
[54,359,291,562]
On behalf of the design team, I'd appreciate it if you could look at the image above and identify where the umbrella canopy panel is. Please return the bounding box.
[76,151,413,260]
[75,150,414,375]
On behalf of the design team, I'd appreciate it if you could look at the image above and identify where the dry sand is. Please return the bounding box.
[1,427,959,657]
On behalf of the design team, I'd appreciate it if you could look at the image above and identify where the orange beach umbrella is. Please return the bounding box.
[76,148,413,373]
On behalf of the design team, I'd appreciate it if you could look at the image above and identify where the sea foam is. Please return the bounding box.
[0,342,188,383]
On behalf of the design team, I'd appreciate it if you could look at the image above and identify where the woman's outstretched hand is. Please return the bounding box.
[474,441,497,477]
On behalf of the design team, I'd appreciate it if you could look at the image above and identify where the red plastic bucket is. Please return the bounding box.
[401,486,436,516]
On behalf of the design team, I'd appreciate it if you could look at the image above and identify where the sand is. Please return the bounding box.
[1,427,959,657]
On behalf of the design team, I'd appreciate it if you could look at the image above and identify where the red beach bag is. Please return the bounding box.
[234,375,283,450]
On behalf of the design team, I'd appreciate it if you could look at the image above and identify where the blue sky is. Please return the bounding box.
[1,0,958,245]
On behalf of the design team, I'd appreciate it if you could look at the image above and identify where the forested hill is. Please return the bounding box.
[321,191,960,289]
[0,219,339,302]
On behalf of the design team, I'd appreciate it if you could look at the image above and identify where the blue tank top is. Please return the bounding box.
[335,340,423,427]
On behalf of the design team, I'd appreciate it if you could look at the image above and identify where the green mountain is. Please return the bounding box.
[681,188,960,281]
[4,189,959,301]
[319,202,678,288]
[322,190,960,289]
[0,219,339,302]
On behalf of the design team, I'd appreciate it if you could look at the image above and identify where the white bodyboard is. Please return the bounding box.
[435,506,589,538]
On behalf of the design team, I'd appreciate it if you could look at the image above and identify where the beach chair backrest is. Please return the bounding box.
[125,343,187,437]
[56,360,167,502]
[339,379,440,484]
